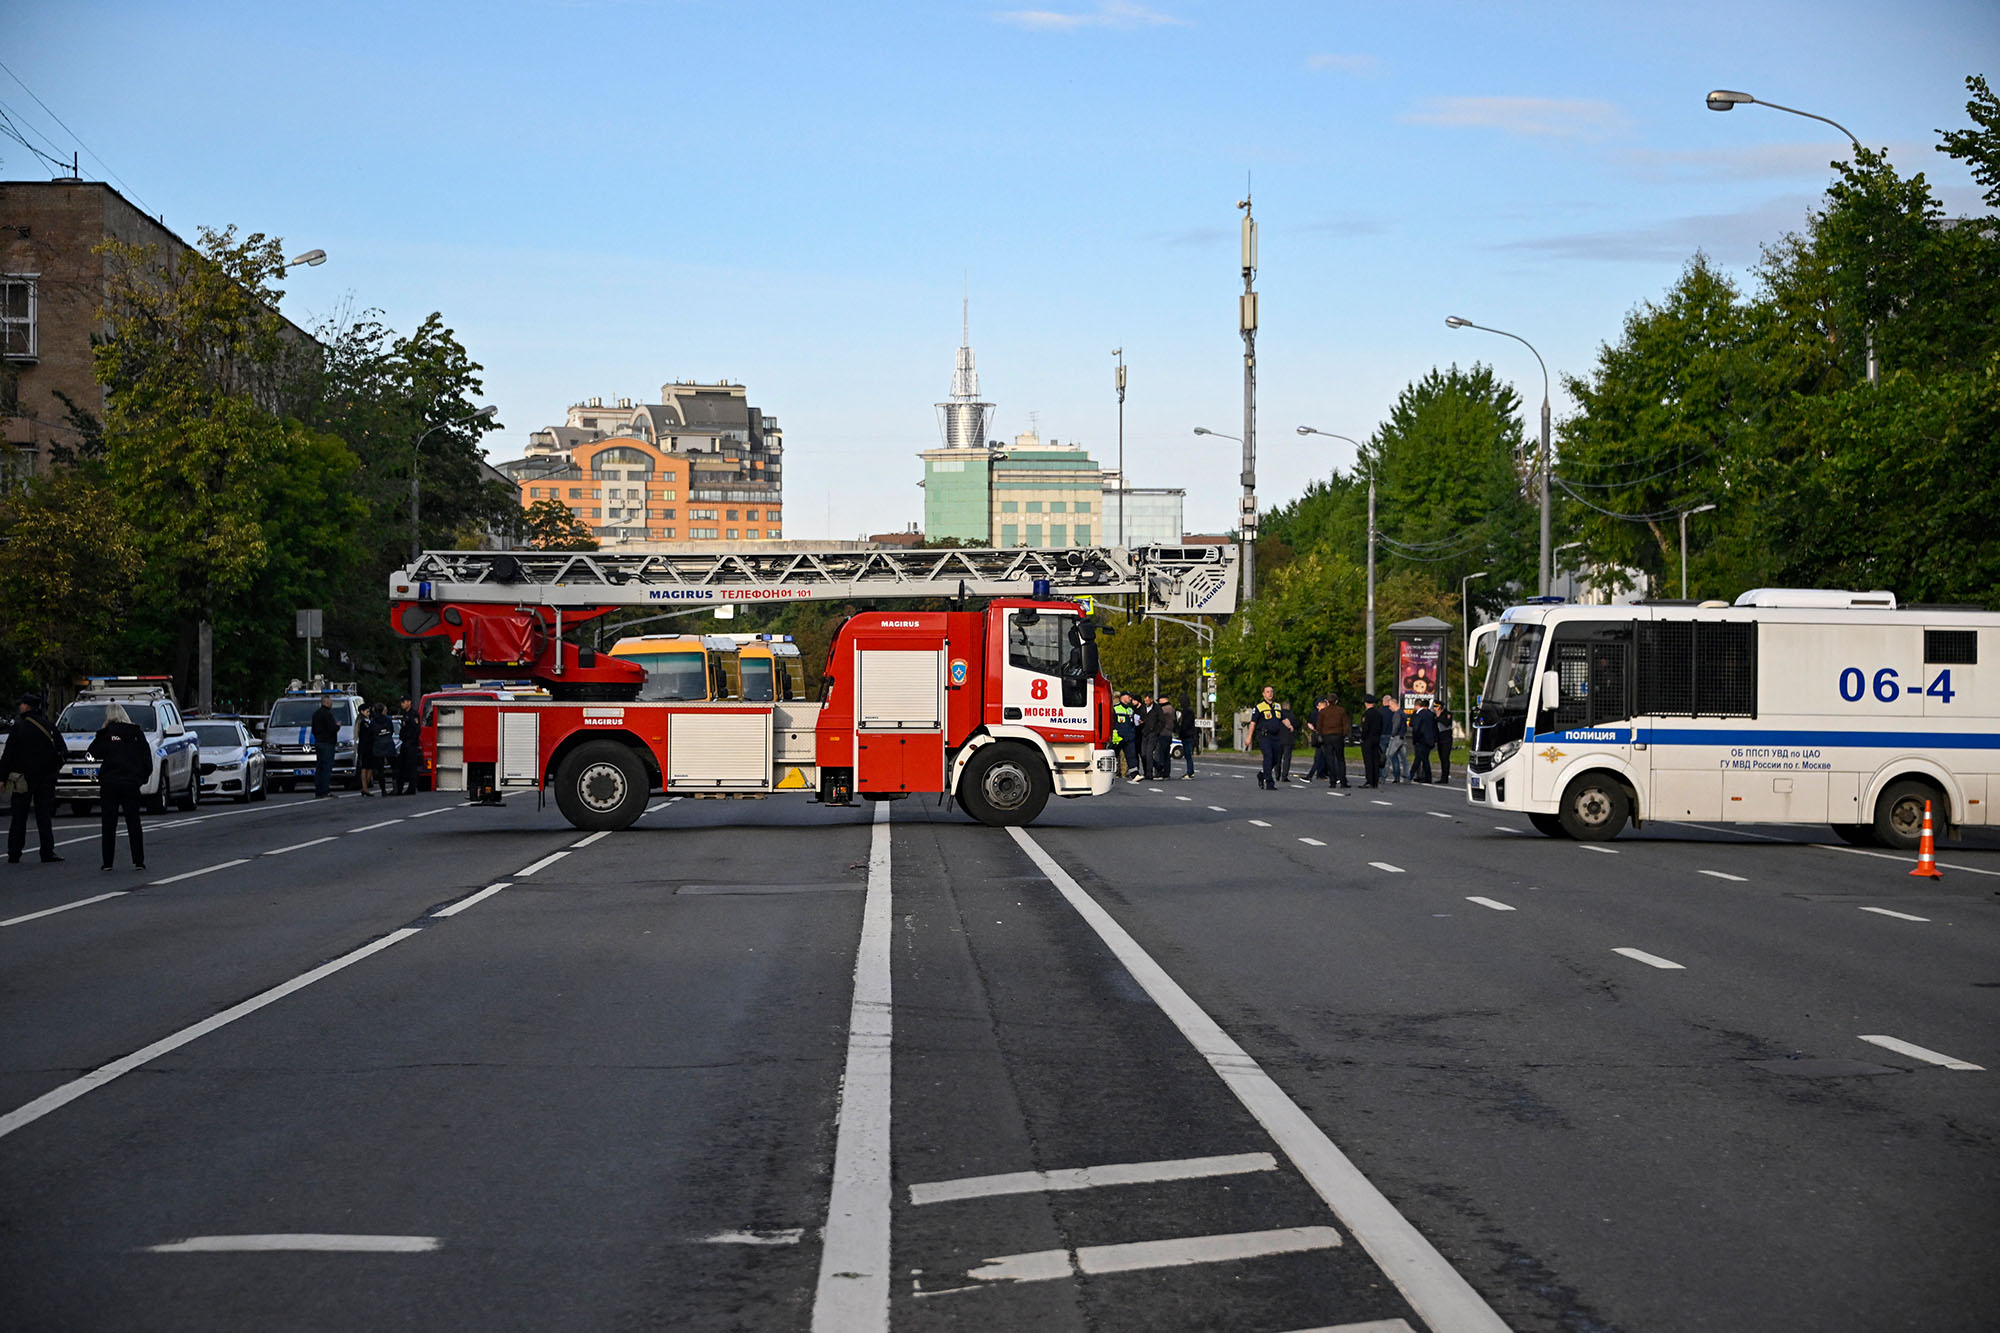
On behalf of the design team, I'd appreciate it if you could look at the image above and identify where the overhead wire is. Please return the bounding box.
[1553,475,1704,523]
[0,103,71,174]
[0,58,155,214]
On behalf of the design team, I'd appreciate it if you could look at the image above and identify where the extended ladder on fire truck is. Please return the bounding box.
[390,544,1236,832]
[391,543,1238,615]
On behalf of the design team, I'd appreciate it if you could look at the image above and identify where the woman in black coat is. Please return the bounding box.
[89,702,153,870]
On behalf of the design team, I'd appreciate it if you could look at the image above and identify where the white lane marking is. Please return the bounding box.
[1494,825,1529,834]
[1370,800,1392,807]
[431,883,512,918]
[145,1233,437,1253]
[1859,906,1930,922]
[514,851,570,877]
[1175,795,1192,802]
[1299,837,1327,847]
[1580,844,1618,854]
[1613,947,1685,970]
[1004,828,1508,1333]
[263,837,337,856]
[346,819,403,833]
[1426,811,1452,820]
[1279,1321,1418,1333]
[1149,787,1163,793]
[1698,870,1747,882]
[702,1229,804,1246]
[911,1152,1277,1206]
[1816,843,2000,878]
[966,1226,1343,1286]
[1857,1034,1983,1070]
[150,859,250,886]
[1368,862,1405,874]
[1465,897,1515,912]
[1,891,131,929]
[0,928,422,1142]
[1209,806,1228,812]
[407,807,452,819]
[812,799,893,1331]
[1248,819,1272,828]
[571,830,610,848]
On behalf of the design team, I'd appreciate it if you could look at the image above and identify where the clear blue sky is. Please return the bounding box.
[11,1,1996,538]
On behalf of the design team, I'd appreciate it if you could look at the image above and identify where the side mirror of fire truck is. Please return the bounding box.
[1065,619,1099,680]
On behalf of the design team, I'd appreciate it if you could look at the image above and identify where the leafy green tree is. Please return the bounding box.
[525,498,600,551]
[1937,74,2000,211]
[0,468,141,695]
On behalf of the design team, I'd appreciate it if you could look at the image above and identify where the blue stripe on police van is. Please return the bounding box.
[1639,728,1999,749]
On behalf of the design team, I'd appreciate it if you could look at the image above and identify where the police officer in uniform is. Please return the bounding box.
[1252,685,1290,791]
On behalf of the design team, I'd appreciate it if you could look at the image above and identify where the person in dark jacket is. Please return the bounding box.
[394,697,422,795]
[360,704,396,796]
[4,694,68,863]
[1274,701,1298,782]
[1411,702,1438,783]
[89,702,153,870]
[1175,696,1198,778]
[1139,695,1167,780]
[1149,697,1177,781]
[309,693,340,799]
[1251,686,1290,790]
[1431,701,1456,783]
[1358,695,1384,788]
[1315,696,1351,788]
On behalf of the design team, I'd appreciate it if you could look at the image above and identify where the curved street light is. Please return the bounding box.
[1679,502,1718,599]
[1446,315,1553,597]
[1705,89,1874,383]
[287,248,328,268]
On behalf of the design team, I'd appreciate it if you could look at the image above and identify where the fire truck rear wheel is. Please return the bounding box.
[959,743,1051,828]
[554,740,651,831]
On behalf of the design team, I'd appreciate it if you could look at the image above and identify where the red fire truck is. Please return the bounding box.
[390,545,1239,830]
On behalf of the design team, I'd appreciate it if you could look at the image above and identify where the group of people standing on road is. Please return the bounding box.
[311,694,423,799]
[1112,690,1199,781]
[4,692,154,871]
[1250,686,1455,791]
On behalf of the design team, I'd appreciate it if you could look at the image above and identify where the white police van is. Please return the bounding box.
[262,682,365,791]
[54,676,201,816]
[1467,589,1998,848]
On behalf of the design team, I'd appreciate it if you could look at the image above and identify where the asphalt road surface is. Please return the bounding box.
[3,763,1995,1332]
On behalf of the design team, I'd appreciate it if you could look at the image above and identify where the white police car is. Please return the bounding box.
[54,678,200,816]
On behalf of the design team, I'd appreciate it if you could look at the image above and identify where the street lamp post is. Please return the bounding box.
[1295,426,1373,694]
[410,404,498,698]
[1113,348,1126,549]
[1706,90,1874,384]
[1446,315,1552,596]
[1679,503,1717,599]
[1460,569,1489,734]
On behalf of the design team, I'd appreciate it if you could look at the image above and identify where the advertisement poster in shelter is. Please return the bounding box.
[1398,635,1444,711]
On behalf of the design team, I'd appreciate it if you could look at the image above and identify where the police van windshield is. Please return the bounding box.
[630,652,709,702]
[1481,624,1545,721]
[59,702,158,732]
[268,699,354,728]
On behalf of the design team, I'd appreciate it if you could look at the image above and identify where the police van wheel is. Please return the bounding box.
[1528,812,1568,839]
[1872,779,1939,852]
[554,740,650,831]
[1557,773,1628,841]
[959,744,1051,828]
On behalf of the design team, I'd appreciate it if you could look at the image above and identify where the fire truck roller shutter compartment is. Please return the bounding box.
[669,711,773,791]
[856,647,945,793]
[498,711,541,788]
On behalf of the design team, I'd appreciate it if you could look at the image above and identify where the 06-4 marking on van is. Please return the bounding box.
[1836,666,1955,704]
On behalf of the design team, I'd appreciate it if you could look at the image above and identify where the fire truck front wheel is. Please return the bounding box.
[959,743,1051,828]
[553,740,651,831]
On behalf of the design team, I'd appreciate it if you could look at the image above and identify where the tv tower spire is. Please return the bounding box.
[937,286,994,449]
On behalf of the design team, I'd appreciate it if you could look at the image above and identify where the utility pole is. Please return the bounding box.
[1113,348,1127,549]
[1238,193,1258,605]
[1366,481,1377,698]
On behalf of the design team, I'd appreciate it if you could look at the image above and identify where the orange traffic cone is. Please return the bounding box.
[1909,800,1944,879]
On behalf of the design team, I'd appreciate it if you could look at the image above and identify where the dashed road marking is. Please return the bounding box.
[0,927,423,1141]
[1370,800,1392,807]
[1,892,130,929]
[962,1226,1344,1287]
[151,859,249,886]
[572,830,610,848]
[263,836,337,856]
[145,1234,437,1253]
[1175,795,1192,802]
[910,1152,1277,1206]
[1465,897,1515,912]
[1580,844,1618,854]
[346,819,403,833]
[1859,906,1930,922]
[431,882,511,918]
[1299,837,1326,847]
[702,1229,804,1246]
[1494,825,1529,834]
[513,851,570,877]
[1368,861,1405,874]
[1249,819,1272,828]
[1816,843,2000,878]
[1857,1034,1983,1070]
[407,807,453,818]
[1209,806,1228,812]
[1698,870,1747,882]
[1426,811,1452,820]
[1613,947,1685,970]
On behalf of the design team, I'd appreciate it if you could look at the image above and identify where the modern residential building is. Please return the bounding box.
[500,380,783,546]
[1,179,320,481]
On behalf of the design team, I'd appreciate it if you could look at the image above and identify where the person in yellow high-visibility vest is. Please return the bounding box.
[1252,686,1291,791]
